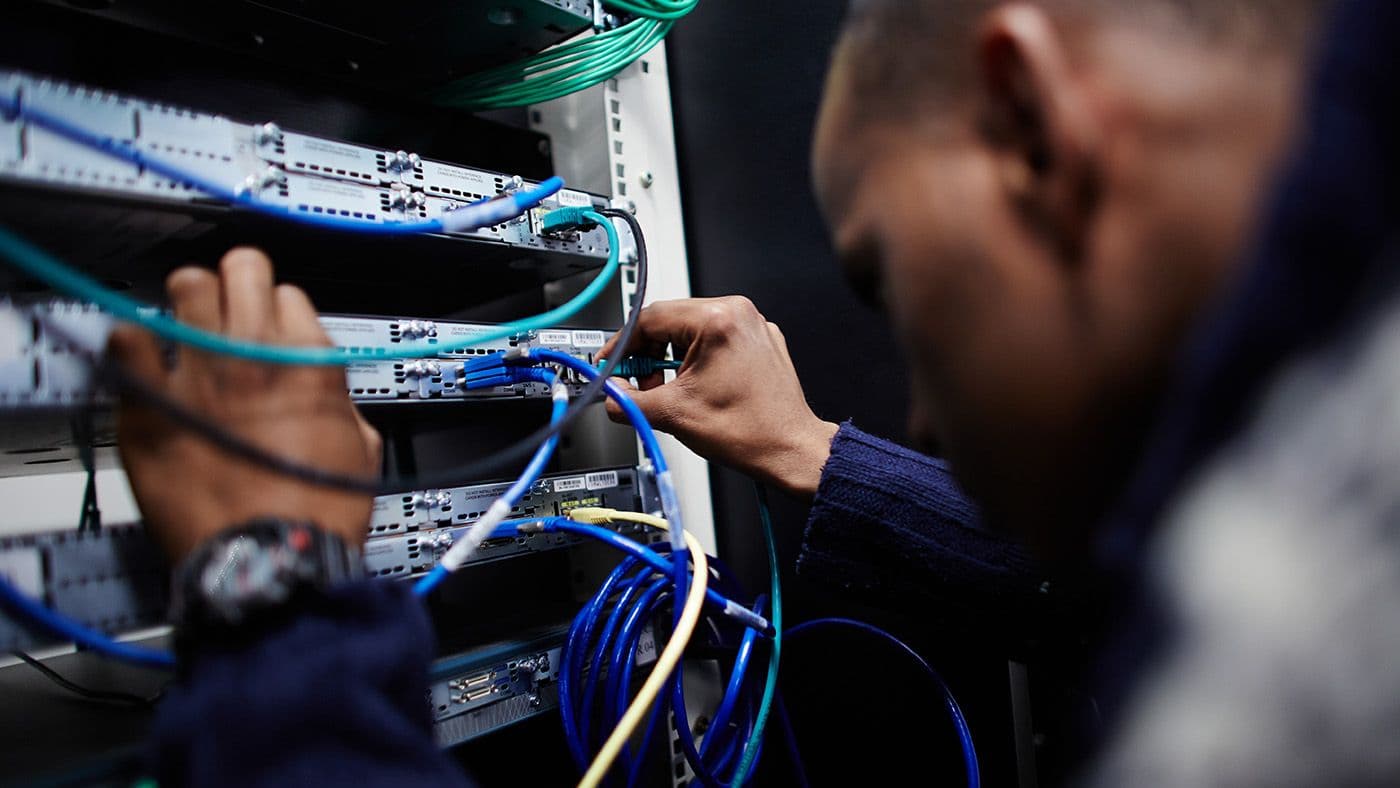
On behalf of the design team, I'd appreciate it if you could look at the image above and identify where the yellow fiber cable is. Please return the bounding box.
[570,509,708,788]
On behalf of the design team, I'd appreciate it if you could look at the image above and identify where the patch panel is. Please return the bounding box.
[0,69,612,256]
[0,301,612,412]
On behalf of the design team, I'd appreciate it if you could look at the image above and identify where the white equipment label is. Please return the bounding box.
[571,330,606,348]
[585,471,618,491]
[553,476,586,493]
[557,189,593,207]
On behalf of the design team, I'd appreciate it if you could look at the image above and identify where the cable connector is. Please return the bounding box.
[605,356,681,378]
[461,351,553,390]
[567,507,615,525]
[540,206,599,235]
[515,519,549,535]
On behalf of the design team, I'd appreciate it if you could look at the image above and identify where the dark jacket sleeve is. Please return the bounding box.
[797,421,1051,649]
[149,580,470,787]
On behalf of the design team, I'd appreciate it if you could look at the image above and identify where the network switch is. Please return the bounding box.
[0,301,611,413]
[0,70,611,261]
[0,466,659,651]
[324,315,610,403]
[0,522,169,653]
[429,632,568,748]
[366,466,656,578]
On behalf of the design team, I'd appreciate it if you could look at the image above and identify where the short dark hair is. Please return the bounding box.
[836,0,1328,128]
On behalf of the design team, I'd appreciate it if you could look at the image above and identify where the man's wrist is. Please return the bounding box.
[770,420,840,500]
[172,518,363,654]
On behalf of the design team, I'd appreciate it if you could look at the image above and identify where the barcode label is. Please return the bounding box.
[585,471,619,490]
[557,189,593,207]
[571,330,606,348]
[553,477,586,492]
[537,331,572,346]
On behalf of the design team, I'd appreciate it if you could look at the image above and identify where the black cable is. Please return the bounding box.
[72,416,101,533]
[83,207,649,496]
[9,650,161,707]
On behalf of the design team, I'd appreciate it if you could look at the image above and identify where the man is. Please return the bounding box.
[112,0,1400,783]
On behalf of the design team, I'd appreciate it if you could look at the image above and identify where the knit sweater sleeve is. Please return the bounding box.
[797,421,1050,648]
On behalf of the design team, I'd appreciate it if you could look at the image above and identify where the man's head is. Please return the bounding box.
[812,0,1325,553]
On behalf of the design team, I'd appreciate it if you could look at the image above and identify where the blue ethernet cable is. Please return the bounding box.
[503,346,694,639]
[0,573,175,669]
[785,618,980,788]
[580,569,661,749]
[514,349,668,477]
[561,531,763,786]
[469,346,695,637]
[702,597,765,760]
[413,368,566,597]
[527,519,764,633]
[562,555,647,768]
[602,577,671,747]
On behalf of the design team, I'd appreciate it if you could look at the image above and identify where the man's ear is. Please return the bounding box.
[976,4,1100,262]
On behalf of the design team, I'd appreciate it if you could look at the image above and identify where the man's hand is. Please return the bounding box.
[109,248,381,562]
[599,296,838,499]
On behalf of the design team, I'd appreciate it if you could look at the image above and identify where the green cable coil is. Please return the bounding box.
[432,1,699,111]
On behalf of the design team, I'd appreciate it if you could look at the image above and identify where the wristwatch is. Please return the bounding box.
[171,518,363,648]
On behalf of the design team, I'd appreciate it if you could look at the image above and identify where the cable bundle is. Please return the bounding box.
[560,510,771,787]
[431,1,699,110]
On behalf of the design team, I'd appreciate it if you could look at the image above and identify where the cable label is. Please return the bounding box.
[584,471,618,491]
[634,624,658,667]
[553,476,587,493]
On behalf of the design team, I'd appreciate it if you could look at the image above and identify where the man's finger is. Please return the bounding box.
[167,266,222,332]
[167,266,222,372]
[107,324,165,383]
[604,376,682,433]
[599,298,733,363]
[273,284,331,346]
[351,406,383,473]
[220,248,277,341]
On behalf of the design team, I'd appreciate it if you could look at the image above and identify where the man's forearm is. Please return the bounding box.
[797,422,1054,651]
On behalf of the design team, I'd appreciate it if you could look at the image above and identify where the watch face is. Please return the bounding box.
[198,534,300,623]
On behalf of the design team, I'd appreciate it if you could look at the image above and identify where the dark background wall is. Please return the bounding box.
[667,6,1026,785]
